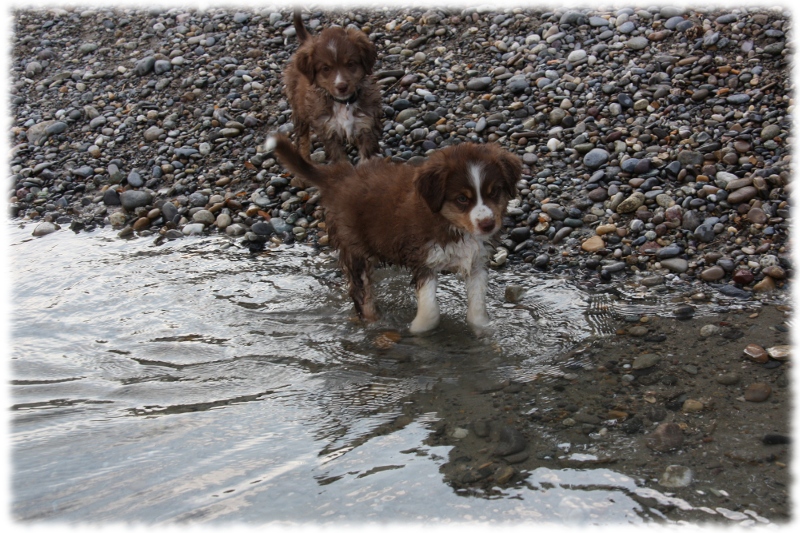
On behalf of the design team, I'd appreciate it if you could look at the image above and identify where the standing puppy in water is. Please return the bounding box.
[265,134,522,334]
[283,10,382,163]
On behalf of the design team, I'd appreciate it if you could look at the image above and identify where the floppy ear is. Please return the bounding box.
[494,148,523,198]
[349,29,377,74]
[294,46,315,82]
[415,158,448,213]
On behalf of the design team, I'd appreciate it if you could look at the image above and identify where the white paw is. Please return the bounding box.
[409,313,440,335]
[467,311,490,329]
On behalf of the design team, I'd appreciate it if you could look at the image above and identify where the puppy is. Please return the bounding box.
[283,11,382,163]
[265,134,522,334]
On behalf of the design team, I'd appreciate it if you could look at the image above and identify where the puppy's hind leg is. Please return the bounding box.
[343,256,379,322]
[410,275,440,334]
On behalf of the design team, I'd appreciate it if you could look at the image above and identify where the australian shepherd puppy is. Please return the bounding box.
[265,134,522,334]
[283,11,382,163]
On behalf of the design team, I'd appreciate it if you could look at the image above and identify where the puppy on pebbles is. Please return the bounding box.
[264,134,521,334]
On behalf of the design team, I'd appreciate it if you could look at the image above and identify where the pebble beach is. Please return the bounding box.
[9,4,793,298]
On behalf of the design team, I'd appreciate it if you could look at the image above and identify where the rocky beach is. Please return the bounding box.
[8,4,794,525]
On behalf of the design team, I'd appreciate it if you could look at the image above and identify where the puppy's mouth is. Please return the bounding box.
[332,87,358,104]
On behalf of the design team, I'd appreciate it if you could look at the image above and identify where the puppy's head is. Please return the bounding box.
[294,26,376,101]
[415,143,521,238]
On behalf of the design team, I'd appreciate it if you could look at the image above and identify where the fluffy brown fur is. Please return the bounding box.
[265,133,522,334]
[283,11,382,163]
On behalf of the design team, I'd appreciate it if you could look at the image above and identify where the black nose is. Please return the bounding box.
[478,218,495,233]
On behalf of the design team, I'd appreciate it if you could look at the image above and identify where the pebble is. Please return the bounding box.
[699,324,720,337]
[716,372,741,386]
[504,284,526,303]
[743,343,768,364]
[681,399,704,413]
[182,223,205,236]
[452,428,469,439]
[646,422,684,452]
[632,353,659,370]
[581,235,605,253]
[659,465,693,489]
[32,221,58,237]
[119,191,152,210]
[744,383,772,402]
[767,345,790,361]
[493,426,527,457]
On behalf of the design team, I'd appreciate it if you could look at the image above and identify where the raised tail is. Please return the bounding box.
[293,9,309,43]
[264,134,339,189]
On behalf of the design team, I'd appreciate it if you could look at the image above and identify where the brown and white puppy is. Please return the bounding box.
[265,134,522,334]
[283,11,382,163]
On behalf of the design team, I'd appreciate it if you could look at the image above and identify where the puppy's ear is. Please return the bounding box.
[415,158,448,213]
[493,148,523,198]
[294,46,315,81]
[349,29,377,74]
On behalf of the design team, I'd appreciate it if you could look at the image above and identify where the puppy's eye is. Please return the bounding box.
[320,65,332,74]
[347,61,357,69]
[456,194,469,205]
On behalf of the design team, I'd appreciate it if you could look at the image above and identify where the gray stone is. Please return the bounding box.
[192,209,215,225]
[632,353,660,370]
[182,223,205,236]
[466,77,492,91]
[660,258,689,273]
[119,190,153,210]
[135,56,156,76]
[32,221,59,237]
[584,148,609,169]
[143,126,164,142]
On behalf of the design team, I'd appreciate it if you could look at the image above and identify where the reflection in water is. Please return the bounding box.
[8,224,767,525]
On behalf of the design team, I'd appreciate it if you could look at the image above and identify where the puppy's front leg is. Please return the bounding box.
[322,136,348,163]
[410,275,440,334]
[465,266,490,330]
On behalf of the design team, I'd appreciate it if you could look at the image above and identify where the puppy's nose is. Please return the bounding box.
[477,218,495,233]
[335,81,349,93]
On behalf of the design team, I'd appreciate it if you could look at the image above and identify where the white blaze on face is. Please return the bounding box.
[468,163,493,234]
[327,40,338,60]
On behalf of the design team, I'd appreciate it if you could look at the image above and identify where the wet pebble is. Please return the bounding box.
[493,426,527,457]
[646,422,684,452]
[743,344,768,364]
[767,345,790,361]
[659,465,693,489]
[32,221,58,237]
[744,383,772,402]
[716,372,741,386]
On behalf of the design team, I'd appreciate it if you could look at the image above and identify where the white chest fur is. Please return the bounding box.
[425,235,488,276]
[331,101,357,140]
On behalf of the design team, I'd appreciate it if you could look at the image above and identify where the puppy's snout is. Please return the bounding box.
[335,80,349,94]
[477,218,495,234]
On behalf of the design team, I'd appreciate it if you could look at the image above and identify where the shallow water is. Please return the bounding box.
[8,223,768,525]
